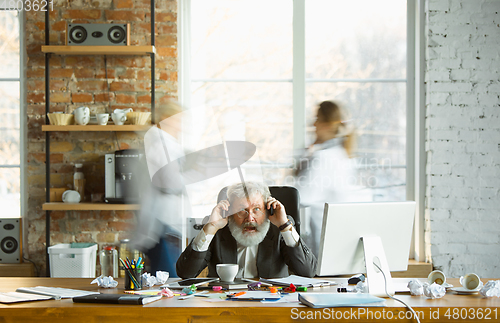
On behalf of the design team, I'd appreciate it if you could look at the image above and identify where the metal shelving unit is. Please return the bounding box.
[43,2,155,276]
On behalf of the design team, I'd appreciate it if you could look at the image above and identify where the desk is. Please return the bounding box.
[1,278,499,322]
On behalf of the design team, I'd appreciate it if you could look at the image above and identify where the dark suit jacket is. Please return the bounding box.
[176,225,317,278]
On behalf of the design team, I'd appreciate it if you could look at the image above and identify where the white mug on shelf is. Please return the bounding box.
[111,112,127,125]
[73,106,90,125]
[96,113,109,125]
[113,108,133,114]
[62,190,81,203]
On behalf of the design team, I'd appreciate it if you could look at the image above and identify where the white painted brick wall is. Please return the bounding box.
[425,0,500,278]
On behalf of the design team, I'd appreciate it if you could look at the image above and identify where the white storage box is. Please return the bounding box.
[48,243,97,278]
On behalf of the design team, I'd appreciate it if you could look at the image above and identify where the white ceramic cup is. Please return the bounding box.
[96,113,109,125]
[460,273,483,290]
[111,112,127,125]
[428,270,446,285]
[114,108,133,114]
[216,264,238,282]
[73,106,90,125]
[62,190,81,203]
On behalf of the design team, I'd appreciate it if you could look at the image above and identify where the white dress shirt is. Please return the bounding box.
[192,225,300,278]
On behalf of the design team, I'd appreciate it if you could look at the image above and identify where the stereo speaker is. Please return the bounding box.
[66,23,130,46]
[0,218,21,263]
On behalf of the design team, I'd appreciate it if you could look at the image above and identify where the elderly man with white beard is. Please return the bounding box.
[176,182,317,279]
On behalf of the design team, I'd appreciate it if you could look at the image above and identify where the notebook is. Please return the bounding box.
[229,291,281,301]
[298,293,385,308]
[208,278,254,290]
[16,286,99,299]
[73,294,162,305]
[0,292,54,304]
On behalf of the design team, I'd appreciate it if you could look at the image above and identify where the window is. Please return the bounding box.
[0,9,22,218]
[180,0,412,212]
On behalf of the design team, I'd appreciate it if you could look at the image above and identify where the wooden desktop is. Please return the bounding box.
[0,277,499,322]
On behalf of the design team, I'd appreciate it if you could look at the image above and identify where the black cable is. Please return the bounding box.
[22,256,39,277]
[104,55,120,150]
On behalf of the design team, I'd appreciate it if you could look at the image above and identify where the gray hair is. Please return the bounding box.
[227,182,270,205]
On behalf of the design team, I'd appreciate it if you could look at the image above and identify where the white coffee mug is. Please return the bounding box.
[96,113,109,125]
[460,273,483,290]
[113,108,133,114]
[216,264,238,282]
[73,106,90,125]
[428,270,446,285]
[111,112,127,125]
[62,190,81,203]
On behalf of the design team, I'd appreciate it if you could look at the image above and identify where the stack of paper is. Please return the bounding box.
[298,293,385,308]
[15,286,99,299]
[0,292,54,304]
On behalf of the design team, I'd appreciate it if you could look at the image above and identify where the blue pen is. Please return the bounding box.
[137,256,142,266]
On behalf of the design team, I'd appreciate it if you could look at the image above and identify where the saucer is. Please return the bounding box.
[443,282,454,289]
[450,287,481,294]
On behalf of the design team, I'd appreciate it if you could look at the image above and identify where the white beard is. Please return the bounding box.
[228,217,270,247]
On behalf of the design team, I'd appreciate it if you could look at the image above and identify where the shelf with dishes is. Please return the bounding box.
[41,45,156,56]
[42,125,152,132]
[44,109,152,131]
[42,202,140,211]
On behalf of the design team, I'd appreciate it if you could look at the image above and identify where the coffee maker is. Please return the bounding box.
[105,149,142,203]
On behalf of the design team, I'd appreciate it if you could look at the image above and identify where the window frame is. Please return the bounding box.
[0,8,25,223]
[179,0,425,260]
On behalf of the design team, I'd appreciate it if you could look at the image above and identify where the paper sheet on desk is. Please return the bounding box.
[0,292,54,304]
[16,286,99,299]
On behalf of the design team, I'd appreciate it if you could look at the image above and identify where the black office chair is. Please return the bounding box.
[217,185,301,234]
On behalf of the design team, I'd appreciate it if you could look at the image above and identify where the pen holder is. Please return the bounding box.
[124,267,143,290]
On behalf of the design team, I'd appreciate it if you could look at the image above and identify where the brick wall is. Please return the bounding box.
[425,0,500,277]
[25,0,178,275]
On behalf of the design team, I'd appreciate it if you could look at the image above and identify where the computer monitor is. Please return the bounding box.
[316,201,416,296]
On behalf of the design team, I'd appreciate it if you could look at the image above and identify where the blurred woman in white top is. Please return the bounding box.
[295,100,371,257]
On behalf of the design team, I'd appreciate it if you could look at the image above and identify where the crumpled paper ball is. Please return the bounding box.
[156,271,169,284]
[142,272,158,288]
[408,280,424,296]
[480,280,500,297]
[353,281,368,293]
[423,282,446,299]
[91,275,119,288]
[140,271,170,287]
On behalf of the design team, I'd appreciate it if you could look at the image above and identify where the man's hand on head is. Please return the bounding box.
[204,200,230,235]
[266,197,289,230]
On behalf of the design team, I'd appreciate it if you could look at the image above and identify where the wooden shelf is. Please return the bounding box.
[42,203,140,211]
[42,125,152,132]
[41,45,156,55]
[0,263,35,277]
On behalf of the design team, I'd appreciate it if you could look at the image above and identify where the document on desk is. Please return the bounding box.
[0,292,54,304]
[298,293,385,308]
[260,275,335,287]
[16,286,99,299]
